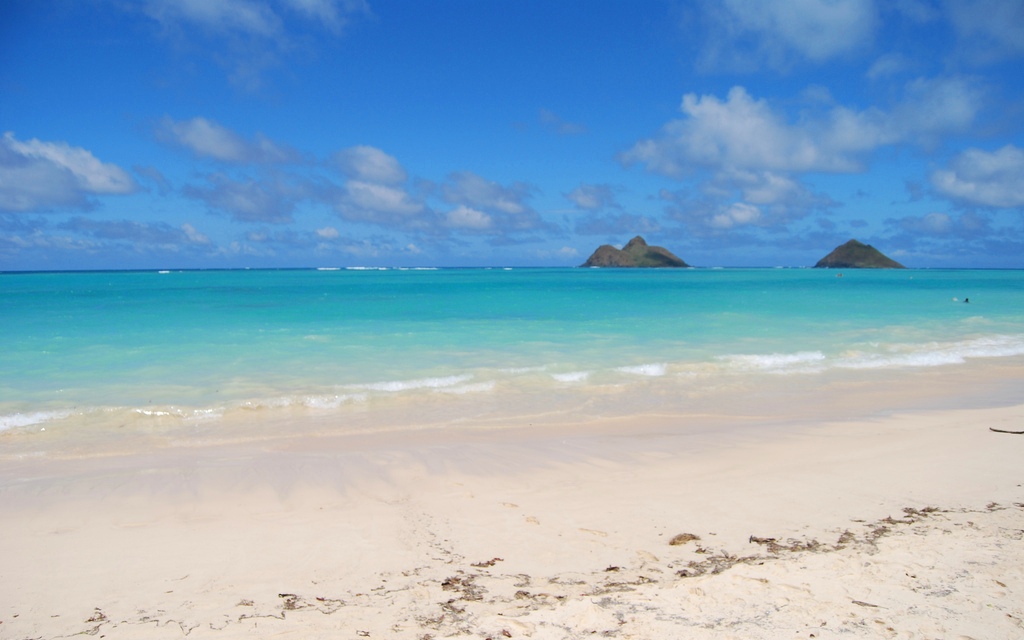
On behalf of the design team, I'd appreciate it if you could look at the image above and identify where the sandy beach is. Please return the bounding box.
[2,385,1023,640]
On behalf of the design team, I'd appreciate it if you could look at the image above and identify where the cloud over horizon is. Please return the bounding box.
[2,0,1022,268]
[0,133,138,213]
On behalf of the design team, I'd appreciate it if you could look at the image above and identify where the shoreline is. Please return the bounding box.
[4,354,1024,461]
[2,390,1023,638]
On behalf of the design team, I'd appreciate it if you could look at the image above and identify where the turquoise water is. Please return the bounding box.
[2,268,1024,441]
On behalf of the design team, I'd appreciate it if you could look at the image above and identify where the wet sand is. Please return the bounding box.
[1,394,1023,638]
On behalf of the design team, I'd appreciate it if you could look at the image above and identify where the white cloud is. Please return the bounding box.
[565,184,619,211]
[909,212,953,234]
[623,80,981,180]
[0,132,137,212]
[344,181,422,215]
[442,171,530,215]
[334,146,407,184]
[888,211,996,242]
[4,132,137,194]
[710,202,762,229]
[622,79,984,235]
[698,0,877,70]
[158,116,298,164]
[141,0,281,37]
[932,145,1024,208]
[445,205,493,230]
[316,226,340,239]
[283,0,370,32]
[621,87,870,177]
[891,76,984,146]
[182,223,211,244]
[183,172,299,223]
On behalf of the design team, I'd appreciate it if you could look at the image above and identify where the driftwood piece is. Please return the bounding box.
[989,427,1024,434]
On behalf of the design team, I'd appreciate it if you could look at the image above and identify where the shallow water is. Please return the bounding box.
[2,267,1023,452]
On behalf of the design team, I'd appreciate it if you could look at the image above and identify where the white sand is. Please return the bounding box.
[1,401,1023,639]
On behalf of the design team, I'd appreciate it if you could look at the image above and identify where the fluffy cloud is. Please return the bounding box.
[61,217,213,246]
[892,76,984,147]
[884,211,1002,264]
[182,223,211,244]
[323,144,433,228]
[621,78,982,231]
[442,171,533,216]
[622,87,869,177]
[439,171,554,237]
[564,184,620,211]
[444,205,493,230]
[710,202,762,229]
[183,172,301,223]
[283,0,370,33]
[713,169,824,209]
[623,80,981,181]
[931,145,1024,208]
[696,0,877,71]
[892,212,955,235]
[334,146,407,184]
[0,132,137,212]
[158,116,299,164]
[337,180,425,222]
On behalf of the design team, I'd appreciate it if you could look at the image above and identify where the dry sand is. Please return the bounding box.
[1,402,1023,639]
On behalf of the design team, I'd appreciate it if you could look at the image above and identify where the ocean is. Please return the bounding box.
[3,267,1024,455]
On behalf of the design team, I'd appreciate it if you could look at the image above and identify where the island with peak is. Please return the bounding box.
[580,236,690,268]
[579,236,904,269]
[814,239,906,269]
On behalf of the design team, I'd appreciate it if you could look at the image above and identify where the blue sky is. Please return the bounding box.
[2,0,1023,269]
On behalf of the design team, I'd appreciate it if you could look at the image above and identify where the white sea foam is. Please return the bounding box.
[837,335,1024,370]
[351,374,474,393]
[718,336,1024,375]
[134,408,180,417]
[301,393,367,409]
[616,363,668,377]
[552,370,590,382]
[0,410,72,431]
[241,393,365,410]
[134,406,225,421]
[720,351,827,373]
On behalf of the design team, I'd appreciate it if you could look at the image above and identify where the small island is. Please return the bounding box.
[814,239,905,269]
[581,236,690,268]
